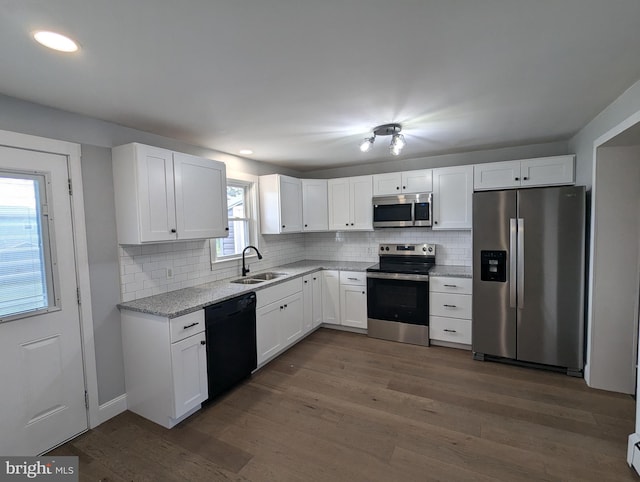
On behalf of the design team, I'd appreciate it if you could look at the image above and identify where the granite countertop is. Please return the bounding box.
[428,265,473,278]
[117,260,375,318]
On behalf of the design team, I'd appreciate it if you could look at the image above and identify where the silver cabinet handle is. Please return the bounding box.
[443,304,457,308]
[509,218,517,308]
[347,277,359,281]
[443,284,457,288]
[444,329,457,333]
[517,218,525,308]
[183,322,199,329]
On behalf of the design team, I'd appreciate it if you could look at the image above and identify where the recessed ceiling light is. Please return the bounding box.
[33,31,79,53]
[239,149,254,155]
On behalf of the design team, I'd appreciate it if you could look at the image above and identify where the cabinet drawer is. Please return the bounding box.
[430,316,472,344]
[256,278,303,308]
[339,271,366,286]
[170,310,205,343]
[430,276,472,294]
[429,292,472,319]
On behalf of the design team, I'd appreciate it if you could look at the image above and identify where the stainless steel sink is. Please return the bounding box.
[249,272,285,281]
[230,272,285,284]
[230,278,264,284]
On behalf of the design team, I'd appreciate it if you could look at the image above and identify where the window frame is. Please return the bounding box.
[210,172,260,265]
[0,168,61,323]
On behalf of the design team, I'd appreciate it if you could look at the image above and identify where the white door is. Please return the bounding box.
[350,176,373,230]
[340,285,368,329]
[0,146,87,455]
[136,144,177,242]
[302,179,328,231]
[279,176,303,232]
[328,179,351,230]
[433,165,473,230]
[171,331,208,419]
[174,152,228,239]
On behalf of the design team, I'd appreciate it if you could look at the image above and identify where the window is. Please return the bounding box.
[210,178,258,262]
[0,171,58,320]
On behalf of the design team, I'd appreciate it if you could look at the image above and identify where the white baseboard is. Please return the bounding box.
[627,433,640,472]
[95,393,127,426]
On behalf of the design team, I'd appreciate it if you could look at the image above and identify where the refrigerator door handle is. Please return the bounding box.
[517,218,525,308]
[509,218,517,308]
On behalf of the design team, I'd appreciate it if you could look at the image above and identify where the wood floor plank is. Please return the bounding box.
[47,328,636,481]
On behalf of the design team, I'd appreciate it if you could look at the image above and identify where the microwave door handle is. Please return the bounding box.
[411,202,416,226]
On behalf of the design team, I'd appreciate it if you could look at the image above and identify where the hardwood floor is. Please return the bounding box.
[49,328,638,481]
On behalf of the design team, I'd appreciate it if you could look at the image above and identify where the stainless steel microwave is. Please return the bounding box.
[372,193,432,228]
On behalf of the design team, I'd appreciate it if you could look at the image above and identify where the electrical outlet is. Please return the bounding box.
[167,267,174,279]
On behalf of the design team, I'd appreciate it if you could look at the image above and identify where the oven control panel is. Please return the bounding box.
[378,243,436,256]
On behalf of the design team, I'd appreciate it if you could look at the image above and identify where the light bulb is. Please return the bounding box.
[33,31,79,52]
[360,137,374,153]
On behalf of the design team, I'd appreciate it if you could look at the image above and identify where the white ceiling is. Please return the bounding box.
[1,1,640,171]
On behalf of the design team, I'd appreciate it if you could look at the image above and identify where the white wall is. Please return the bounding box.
[586,145,640,393]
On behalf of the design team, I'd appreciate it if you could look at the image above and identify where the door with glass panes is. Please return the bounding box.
[0,146,87,455]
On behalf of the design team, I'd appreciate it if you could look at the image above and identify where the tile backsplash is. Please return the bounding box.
[118,229,471,302]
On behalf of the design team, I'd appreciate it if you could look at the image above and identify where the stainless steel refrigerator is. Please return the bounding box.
[472,185,585,375]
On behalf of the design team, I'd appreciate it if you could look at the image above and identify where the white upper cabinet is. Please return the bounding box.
[474,155,575,191]
[328,176,373,231]
[174,152,229,240]
[373,169,433,195]
[259,174,303,234]
[112,143,228,244]
[432,165,473,230]
[301,179,328,231]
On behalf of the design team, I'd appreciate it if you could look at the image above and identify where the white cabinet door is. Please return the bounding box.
[520,155,574,187]
[170,331,208,419]
[281,292,304,345]
[311,273,323,328]
[433,165,473,230]
[372,172,402,195]
[322,270,340,324]
[136,145,177,242]
[303,273,323,332]
[302,179,328,231]
[350,175,373,230]
[256,302,283,365]
[340,285,367,329]
[174,152,228,239]
[328,178,351,230]
[280,175,303,232]
[303,274,313,334]
[474,161,521,191]
[402,169,433,193]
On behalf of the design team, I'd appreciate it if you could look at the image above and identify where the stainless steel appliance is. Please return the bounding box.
[372,193,432,228]
[472,186,586,375]
[367,243,436,346]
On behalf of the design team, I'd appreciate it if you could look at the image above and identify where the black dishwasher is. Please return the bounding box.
[204,292,257,401]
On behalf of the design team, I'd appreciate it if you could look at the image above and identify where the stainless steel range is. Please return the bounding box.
[366,243,435,347]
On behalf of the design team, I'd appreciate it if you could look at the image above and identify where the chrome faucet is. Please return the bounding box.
[242,245,263,276]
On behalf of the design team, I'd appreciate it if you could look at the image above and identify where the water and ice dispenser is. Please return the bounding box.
[480,250,507,282]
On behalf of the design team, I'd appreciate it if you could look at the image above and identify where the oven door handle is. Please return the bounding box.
[366,272,430,282]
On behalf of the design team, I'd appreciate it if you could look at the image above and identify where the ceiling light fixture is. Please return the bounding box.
[33,31,79,52]
[359,123,406,156]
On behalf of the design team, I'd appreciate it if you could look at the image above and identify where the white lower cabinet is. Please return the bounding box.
[256,278,304,366]
[303,272,323,333]
[121,309,208,428]
[322,270,340,325]
[339,271,367,329]
[429,276,473,348]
